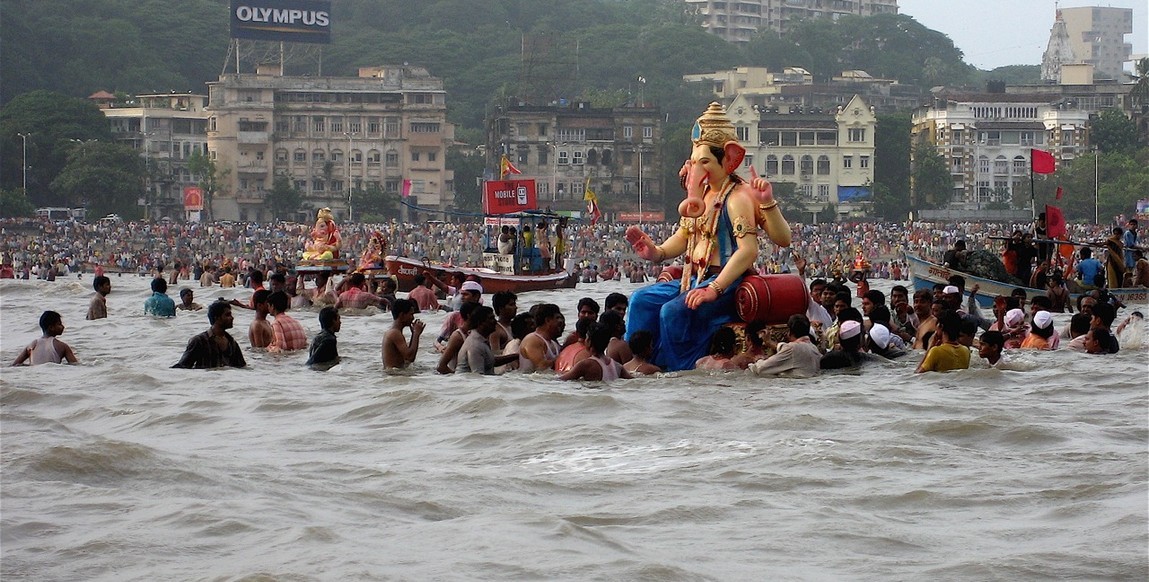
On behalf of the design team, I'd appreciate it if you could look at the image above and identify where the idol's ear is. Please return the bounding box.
[722,141,746,175]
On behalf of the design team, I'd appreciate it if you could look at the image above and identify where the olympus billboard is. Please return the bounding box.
[231,0,332,44]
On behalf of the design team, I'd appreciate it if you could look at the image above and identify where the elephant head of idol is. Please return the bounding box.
[678,102,746,219]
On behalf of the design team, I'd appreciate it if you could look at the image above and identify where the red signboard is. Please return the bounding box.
[483,179,537,215]
[183,186,204,211]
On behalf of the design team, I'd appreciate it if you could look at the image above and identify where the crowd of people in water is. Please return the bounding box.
[6,213,1145,376]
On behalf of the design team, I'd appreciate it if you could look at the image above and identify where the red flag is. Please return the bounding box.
[1031,149,1056,174]
[401,179,412,198]
[1055,186,1063,200]
[1045,204,1066,239]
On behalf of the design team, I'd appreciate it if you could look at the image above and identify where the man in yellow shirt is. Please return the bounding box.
[916,311,970,373]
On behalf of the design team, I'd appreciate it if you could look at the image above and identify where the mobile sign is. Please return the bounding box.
[231,0,332,44]
[483,180,538,215]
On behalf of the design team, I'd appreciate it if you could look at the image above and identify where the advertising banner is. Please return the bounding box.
[483,180,537,215]
[231,0,332,44]
[183,186,204,211]
[618,211,666,222]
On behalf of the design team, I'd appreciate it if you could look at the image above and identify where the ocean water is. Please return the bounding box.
[2,275,1146,581]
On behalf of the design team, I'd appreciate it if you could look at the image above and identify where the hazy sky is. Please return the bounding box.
[897,0,1147,73]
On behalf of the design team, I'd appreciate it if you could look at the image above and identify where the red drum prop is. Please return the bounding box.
[735,274,809,325]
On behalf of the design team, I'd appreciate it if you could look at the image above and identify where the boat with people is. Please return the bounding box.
[382,254,578,294]
[906,254,1147,308]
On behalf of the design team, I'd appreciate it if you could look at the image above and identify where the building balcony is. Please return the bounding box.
[235,190,266,203]
[237,131,269,144]
[237,161,268,174]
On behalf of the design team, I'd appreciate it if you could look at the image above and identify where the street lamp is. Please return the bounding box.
[637,146,643,225]
[141,131,155,220]
[1093,147,1099,225]
[17,132,30,194]
[344,132,355,222]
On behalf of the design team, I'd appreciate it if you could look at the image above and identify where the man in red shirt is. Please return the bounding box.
[267,291,308,352]
[407,273,440,312]
[335,273,388,310]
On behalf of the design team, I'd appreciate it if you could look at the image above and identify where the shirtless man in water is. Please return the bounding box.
[518,303,564,372]
[383,298,425,369]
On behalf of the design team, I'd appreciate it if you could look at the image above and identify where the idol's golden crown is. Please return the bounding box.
[691,102,738,148]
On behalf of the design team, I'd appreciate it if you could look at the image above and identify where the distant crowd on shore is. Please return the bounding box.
[0,216,1135,286]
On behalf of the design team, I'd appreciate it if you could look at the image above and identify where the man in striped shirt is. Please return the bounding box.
[335,272,388,310]
[267,291,308,352]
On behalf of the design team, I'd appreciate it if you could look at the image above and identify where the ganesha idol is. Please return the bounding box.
[624,102,805,371]
[301,207,342,261]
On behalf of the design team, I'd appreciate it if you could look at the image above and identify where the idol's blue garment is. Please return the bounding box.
[626,203,743,371]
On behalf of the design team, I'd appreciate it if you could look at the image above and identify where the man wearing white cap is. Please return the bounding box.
[1021,310,1059,350]
[437,280,484,348]
[867,323,906,359]
[820,319,864,370]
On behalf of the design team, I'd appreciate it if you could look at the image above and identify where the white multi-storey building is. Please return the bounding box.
[728,93,876,219]
[911,90,1090,210]
[206,65,454,222]
[95,92,210,220]
[684,0,899,43]
[1058,6,1134,80]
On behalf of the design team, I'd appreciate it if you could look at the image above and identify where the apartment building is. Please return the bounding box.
[205,65,454,222]
[95,92,210,220]
[1059,6,1134,81]
[685,66,921,114]
[684,0,899,43]
[486,101,663,220]
[726,93,876,219]
[911,90,1091,210]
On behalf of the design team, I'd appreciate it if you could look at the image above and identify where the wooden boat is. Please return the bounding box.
[295,260,352,275]
[906,254,1148,308]
[384,255,577,294]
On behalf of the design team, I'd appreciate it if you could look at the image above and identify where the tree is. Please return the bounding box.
[186,150,225,222]
[447,147,485,213]
[910,141,950,209]
[0,90,111,206]
[267,174,302,221]
[50,141,144,218]
[1091,108,1138,155]
[0,188,36,217]
[873,113,911,219]
[353,183,399,222]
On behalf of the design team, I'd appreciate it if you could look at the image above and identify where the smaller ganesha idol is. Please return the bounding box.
[302,207,342,261]
[357,231,388,271]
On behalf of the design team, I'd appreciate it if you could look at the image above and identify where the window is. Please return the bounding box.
[951,129,963,143]
[848,128,866,142]
[427,151,437,162]
[843,156,853,169]
[351,149,362,163]
[313,179,325,191]
[330,149,343,162]
[817,184,830,202]
[817,131,837,146]
[642,126,653,139]
[978,156,990,175]
[411,151,421,162]
[538,123,548,137]
[367,117,381,134]
[276,149,288,162]
[766,155,779,175]
[817,155,830,175]
[385,118,400,138]
[737,126,749,142]
[294,149,306,163]
[799,132,815,146]
[410,122,440,133]
[538,148,549,166]
[368,150,381,165]
[516,148,528,164]
[313,150,325,162]
[601,149,611,165]
[1020,131,1035,146]
[573,151,584,165]
[331,118,343,133]
[293,116,307,133]
[800,155,813,176]
[1012,156,1026,174]
[623,126,633,140]
[994,156,1008,174]
[744,154,753,168]
[275,120,289,133]
[951,157,963,173]
[294,180,307,191]
[781,132,797,146]
[781,155,795,175]
[386,150,398,167]
[860,156,870,169]
[313,117,325,133]
[347,117,362,134]
[558,151,569,165]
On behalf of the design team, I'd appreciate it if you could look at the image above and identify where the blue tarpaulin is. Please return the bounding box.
[837,186,871,201]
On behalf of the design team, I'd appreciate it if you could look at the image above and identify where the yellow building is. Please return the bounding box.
[206,65,454,222]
